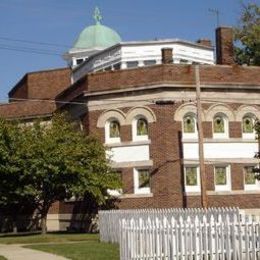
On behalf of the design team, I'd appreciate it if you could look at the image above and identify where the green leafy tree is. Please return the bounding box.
[0,119,36,233]
[0,114,121,234]
[253,120,260,179]
[234,3,260,65]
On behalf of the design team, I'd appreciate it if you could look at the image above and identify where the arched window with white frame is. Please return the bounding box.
[242,114,255,139]
[183,113,197,138]
[105,118,121,143]
[132,116,148,141]
[213,113,229,138]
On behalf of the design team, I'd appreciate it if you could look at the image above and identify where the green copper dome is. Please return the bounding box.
[73,7,121,49]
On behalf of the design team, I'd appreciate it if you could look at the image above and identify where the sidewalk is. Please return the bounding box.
[0,244,68,260]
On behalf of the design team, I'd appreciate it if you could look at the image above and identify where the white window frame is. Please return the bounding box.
[182,113,198,139]
[213,114,229,139]
[242,116,256,139]
[133,168,151,194]
[184,165,200,192]
[244,165,259,191]
[105,119,121,144]
[214,165,231,191]
[132,117,149,141]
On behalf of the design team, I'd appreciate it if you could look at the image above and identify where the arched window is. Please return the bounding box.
[242,115,256,139]
[213,114,228,138]
[137,118,148,136]
[213,116,225,133]
[132,116,148,141]
[183,113,197,138]
[242,116,254,133]
[109,120,120,138]
[105,119,121,143]
[183,114,196,133]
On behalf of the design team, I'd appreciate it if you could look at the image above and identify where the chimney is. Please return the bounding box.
[196,38,212,48]
[161,48,173,64]
[215,27,234,65]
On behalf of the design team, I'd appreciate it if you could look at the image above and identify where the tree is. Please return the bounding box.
[0,119,36,233]
[234,3,260,66]
[0,114,121,234]
[253,120,260,179]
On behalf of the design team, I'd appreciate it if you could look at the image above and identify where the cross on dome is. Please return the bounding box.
[93,7,102,24]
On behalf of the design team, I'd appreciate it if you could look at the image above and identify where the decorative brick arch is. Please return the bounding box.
[205,104,235,121]
[236,105,260,121]
[174,103,206,121]
[126,106,156,124]
[97,109,126,128]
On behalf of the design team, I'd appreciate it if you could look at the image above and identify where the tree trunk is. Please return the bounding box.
[12,222,18,234]
[12,215,18,234]
[41,212,48,234]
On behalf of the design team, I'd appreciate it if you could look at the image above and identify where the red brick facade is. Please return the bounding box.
[1,59,260,215]
[78,102,260,210]
[0,68,71,120]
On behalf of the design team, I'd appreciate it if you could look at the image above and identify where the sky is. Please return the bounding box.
[0,0,259,101]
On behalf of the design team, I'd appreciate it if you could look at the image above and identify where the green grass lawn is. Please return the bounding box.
[0,233,119,260]
[26,241,119,260]
[0,256,7,260]
[0,233,99,244]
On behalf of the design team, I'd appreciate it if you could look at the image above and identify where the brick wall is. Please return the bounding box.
[9,68,71,101]
[77,103,259,211]
[57,64,260,106]
[216,27,234,65]
[49,100,260,215]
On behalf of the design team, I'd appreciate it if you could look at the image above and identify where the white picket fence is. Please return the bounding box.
[119,215,260,260]
[99,207,240,243]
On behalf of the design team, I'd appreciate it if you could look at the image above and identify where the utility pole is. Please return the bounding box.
[195,65,208,208]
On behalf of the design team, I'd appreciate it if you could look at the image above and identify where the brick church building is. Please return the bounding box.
[1,8,260,231]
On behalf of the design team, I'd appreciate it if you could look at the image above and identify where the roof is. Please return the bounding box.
[71,7,121,51]
[0,100,56,120]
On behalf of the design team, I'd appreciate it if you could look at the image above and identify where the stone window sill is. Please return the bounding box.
[119,193,153,199]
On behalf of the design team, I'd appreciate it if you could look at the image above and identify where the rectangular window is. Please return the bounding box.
[76,58,84,65]
[214,165,231,191]
[244,166,258,190]
[134,168,151,194]
[180,59,189,64]
[126,61,138,68]
[144,60,156,66]
[113,63,121,70]
[104,66,112,71]
[184,166,200,192]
